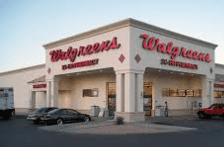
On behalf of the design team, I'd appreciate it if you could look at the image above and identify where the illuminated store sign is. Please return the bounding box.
[140,34,211,63]
[62,59,99,70]
[49,37,120,63]
[33,84,47,88]
[161,59,198,70]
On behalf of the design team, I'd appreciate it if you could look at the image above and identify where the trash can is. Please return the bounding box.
[155,105,165,116]
[160,107,165,116]
[90,105,100,117]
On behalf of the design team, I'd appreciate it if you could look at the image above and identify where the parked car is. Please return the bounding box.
[40,108,91,125]
[27,107,58,124]
[197,103,224,119]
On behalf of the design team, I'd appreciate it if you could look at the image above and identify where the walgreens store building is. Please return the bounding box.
[1,18,224,122]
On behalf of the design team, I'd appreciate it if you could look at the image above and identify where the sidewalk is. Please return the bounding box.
[39,116,198,135]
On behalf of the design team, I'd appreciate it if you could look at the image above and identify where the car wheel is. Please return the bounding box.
[84,117,90,123]
[56,119,63,125]
[205,115,211,119]
[2,116,9,120]
[33,120,40,124]
[198,113,205,119]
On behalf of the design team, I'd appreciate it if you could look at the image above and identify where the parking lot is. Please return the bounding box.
[0,115,224,147]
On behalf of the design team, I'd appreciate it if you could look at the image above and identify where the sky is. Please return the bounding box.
[0,0,224,73]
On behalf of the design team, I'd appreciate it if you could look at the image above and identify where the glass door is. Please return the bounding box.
[107,82,116,116]
[143,82,152,116]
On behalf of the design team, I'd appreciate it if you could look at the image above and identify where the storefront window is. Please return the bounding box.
[178,89,186,97]
[162,88,202,97]
[83,88,99,97]
[169,89,178,97]
[186,90,194,97]
[214,91,224,98]
[194,89,202,97]
[108,83,116,98]
[162,88,170,96]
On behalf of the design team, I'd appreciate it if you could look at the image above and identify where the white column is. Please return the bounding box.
[30,91,36,109]
[201,77,214,108]
[46,81,51,107]
[125,71,135,112]
[210,80,214,105]
[51,78,59,107]
[137,72,144,112]
[116,72,123,112]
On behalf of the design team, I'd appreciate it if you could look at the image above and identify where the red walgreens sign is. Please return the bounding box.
[33,84,47,88]
[161,59,198,69]
[140,34,211,63]
[49,37,120,63]
[62,59,99,70]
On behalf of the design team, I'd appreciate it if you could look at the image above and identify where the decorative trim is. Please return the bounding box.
[215,63,224,69]
[116,69,145,74]
[28,75,46,83]
[43,18,217,50]
[0,64,45,76]
[130,19,217,49]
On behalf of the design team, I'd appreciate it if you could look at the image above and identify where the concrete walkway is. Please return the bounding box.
[39,116,198,135]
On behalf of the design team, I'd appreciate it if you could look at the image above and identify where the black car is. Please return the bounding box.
[40,108,91,125]
[27,107,58,124]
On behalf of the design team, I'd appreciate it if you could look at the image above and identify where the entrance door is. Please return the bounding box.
[143,82,152,116]
[107,82,116,116]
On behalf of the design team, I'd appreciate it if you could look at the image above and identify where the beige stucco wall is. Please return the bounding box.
[54,73,116,111]
[58,90,72,108]
[70,73,115,110]
[45,27,130,80]
[56,70,203,112]
[130,27,215,79]
[0,19,222,117]
[0,64,46,108]
[144,72,202,110]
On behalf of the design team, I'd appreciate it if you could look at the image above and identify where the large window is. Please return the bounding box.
[83,88,99,97]
[214,91,224,98]
[162,88,202,97]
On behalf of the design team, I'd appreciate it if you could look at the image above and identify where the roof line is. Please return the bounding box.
[43,18,218,50]
[0,64,45,76]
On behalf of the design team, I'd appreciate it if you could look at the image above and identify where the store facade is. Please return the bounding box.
[1,18,224,122]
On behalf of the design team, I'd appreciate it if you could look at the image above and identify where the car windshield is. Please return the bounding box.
[46,108,57,112]
[33,108,48,113]
[208,104,217,109]
[48,109,59,114]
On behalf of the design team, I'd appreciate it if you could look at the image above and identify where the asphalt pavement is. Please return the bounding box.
[39,117,197,135]
[0,115,224,147]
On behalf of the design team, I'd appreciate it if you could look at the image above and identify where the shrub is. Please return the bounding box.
[115,117,124,125]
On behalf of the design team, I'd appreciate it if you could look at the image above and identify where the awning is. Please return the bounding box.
[28,75,46,83]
